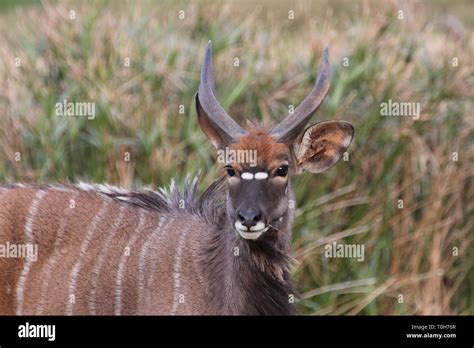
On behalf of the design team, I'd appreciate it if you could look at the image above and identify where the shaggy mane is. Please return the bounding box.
[2,176,227,227]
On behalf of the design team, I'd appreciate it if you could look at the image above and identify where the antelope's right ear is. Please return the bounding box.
[295,121,354,174]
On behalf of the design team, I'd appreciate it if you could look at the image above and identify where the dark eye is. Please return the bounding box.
[225,165,236,177]
[276,165,289,177]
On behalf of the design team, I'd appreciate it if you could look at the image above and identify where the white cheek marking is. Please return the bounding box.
[254,172,268,180]
[241,172,254,180]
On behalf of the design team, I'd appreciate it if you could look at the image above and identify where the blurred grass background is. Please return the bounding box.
[0,0,473,315]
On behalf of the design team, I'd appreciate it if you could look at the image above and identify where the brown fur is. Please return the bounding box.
[0,186,213,315]
[0,179,295,315]
[230,127,293,172]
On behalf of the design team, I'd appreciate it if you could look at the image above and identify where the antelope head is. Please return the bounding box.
[196,41,354,241]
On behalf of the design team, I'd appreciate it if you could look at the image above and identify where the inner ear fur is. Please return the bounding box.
[295,121,354,174]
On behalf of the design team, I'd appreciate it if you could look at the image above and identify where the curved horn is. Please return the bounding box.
[270,47,331,143]
[196,41,246,144]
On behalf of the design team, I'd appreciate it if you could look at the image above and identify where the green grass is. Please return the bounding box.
[0,0,472,314]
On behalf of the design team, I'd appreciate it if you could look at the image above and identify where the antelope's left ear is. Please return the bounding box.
[295,121,354,174]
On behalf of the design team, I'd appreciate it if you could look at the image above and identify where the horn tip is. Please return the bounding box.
[204,41,213,60]
[322,46,329,60]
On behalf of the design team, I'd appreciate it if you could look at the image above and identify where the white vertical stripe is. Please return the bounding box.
[170,220,193,315]
[36,190,79,315]
[88,205,126,314]
[137,214,173,309]
[114,209,146,315]
[66,198,110,315]
[16,190,47,315]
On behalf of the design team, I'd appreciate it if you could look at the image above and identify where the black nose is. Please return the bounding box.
[238,208,262,229]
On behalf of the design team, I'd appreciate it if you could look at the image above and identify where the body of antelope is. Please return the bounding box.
[0,42,354,315]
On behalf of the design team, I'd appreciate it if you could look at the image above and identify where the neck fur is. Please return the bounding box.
[200,209,297,315]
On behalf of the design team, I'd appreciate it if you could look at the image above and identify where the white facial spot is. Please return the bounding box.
[241,172,268,180]
[241,172,254,180]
